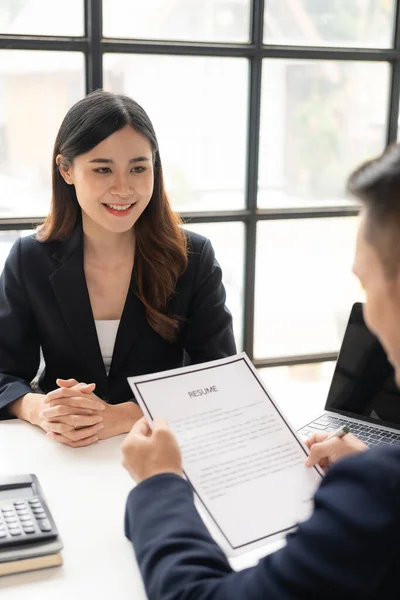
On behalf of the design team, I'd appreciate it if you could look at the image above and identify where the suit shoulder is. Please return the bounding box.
[337,446,400,475]
[324,447,400,506]
[18,233,41,251]
[184,229,210,256]
[3,234,37,266]
[359,446,400,482]
[18,234,59,257]
[7,235,60,276]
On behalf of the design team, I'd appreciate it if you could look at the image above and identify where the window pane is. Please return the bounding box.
[258,60,389,208]
[0,0,84,36]
[0,230,34,273]
[254,218,364,359]
[0,51,85,218]
[258,362,335,428]
[183,222,244,350]
[103,0,251,43]
[264,0,395,48]
[104,55,248,212]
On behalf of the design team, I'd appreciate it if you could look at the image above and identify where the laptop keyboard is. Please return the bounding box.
[298,414,400,448]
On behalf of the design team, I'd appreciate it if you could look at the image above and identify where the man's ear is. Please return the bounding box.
[56,154,74,185]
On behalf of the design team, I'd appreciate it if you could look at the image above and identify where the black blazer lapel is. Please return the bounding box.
[49,227,108,387]
[109,271,148,377]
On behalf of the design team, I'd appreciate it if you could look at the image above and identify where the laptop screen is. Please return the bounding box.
[325,302,400,429]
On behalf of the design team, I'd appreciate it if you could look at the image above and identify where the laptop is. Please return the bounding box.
[298,302,400,448]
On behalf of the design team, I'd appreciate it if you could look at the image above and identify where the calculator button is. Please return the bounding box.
[5,516,18,524]
[0,530,7,538]
[39,520,52,532]
[16,509,29,516]
[1,505,14,512]
[14,502,26,508]
[9,529,22,536]
[19,515,32,522]
[23,527,35,534]
[2,510,14,516]
[32,507,45,514]
[29,500,41,506]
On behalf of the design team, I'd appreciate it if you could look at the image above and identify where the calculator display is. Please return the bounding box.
[0,487,33,501]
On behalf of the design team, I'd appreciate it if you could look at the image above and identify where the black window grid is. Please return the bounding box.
[0,0,399,369]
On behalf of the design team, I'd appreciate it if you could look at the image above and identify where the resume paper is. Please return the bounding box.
[128,353,322,555]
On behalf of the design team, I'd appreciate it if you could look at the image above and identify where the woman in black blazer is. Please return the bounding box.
[0,91,236,446]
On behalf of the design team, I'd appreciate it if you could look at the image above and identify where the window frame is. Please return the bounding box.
[0,0,398,369]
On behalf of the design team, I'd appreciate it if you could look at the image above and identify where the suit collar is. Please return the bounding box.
[108,271,149,377]
[49,227,108,388]
[52,222,83,264]
[49,224,148,388]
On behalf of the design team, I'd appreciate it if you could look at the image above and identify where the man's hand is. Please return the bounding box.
[122,417,183,483]
[304,431,368,471]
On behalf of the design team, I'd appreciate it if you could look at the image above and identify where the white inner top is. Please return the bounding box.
[94,320,120,375]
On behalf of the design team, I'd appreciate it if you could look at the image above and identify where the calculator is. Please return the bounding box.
[0,474,59,548]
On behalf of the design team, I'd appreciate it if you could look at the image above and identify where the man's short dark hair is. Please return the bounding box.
[347,143,400,277]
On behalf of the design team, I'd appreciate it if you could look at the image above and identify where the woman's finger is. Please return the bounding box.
[42,419,103,441]
[45,386,100,405]
[56,379,96,394]
[58,422,104,442]
[53,414,103,428]
[46,432,100,448]
[40,421,75,435]
[56,378,79,388]
[41,413,103,428]
[45,395,105,411]
[45,386,84,402]
[40,406,98,420]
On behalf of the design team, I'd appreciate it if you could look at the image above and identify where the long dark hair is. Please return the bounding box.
[38,90,188,341]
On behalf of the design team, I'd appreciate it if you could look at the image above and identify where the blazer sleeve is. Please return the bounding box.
[125,450,400,600]
[183,238,236,362]
[0,238,41,417]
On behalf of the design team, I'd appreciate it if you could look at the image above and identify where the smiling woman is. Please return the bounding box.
[88,151,152,216]
[0,90,236,447]
[57,127,155,233]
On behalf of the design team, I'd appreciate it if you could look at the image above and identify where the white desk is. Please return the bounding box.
[0,385,326,598]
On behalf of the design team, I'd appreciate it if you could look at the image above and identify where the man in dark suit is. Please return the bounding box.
[121,145,400,599]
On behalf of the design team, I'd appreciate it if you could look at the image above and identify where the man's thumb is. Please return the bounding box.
[305,442,324,467]
[152,417,169,431]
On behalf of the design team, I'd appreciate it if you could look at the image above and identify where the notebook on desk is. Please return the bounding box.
[298,302,400,448]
